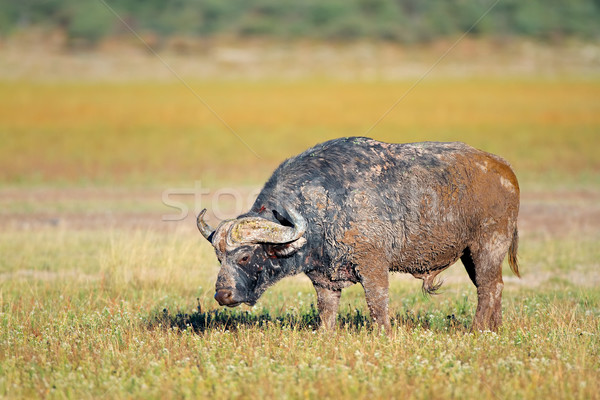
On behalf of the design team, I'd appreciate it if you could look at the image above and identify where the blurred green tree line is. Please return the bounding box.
[2,0,599,44]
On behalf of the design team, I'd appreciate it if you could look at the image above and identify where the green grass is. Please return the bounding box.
[1,228,599,399]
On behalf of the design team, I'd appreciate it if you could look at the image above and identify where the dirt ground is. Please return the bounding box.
[1,187,599,238]
[2,37,599,81]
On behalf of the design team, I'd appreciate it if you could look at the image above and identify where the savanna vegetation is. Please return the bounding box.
[0,225,599,399]
[1,2,599,398]
[2,0,600,45]
[1,75,599,398]
[0,79,598,187]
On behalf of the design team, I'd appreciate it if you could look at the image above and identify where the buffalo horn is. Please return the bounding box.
[228,207,306,245]
[196,209,215,241]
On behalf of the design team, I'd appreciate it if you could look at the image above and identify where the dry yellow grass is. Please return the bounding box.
[0,78,598,187]
[1,69,599,399]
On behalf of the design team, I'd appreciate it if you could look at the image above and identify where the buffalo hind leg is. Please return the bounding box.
[358,263,391,332]
[461,246,506,332]
[313,285,341,330]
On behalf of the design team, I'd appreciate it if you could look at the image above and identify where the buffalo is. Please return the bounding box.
[197,137,520,331]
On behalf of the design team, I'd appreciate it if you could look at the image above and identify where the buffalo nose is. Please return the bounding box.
[214,289,235,306]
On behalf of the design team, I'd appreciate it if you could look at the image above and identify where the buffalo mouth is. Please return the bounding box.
[221,300,256,308]
[215,288,257,307]
[222,300,255,308]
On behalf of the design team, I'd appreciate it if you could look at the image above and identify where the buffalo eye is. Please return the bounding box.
[238,255,250,266]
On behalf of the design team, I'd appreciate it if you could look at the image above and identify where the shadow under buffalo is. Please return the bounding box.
[149,301,470,333]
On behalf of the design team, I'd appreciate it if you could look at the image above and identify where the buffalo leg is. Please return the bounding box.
[314,285,341,330]
[461,245,506,332]
[359,265,391,332]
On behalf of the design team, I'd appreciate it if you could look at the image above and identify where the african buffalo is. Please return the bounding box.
[197,137,520,331]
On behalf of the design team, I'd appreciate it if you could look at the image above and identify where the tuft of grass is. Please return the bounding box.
[153,301,322,333]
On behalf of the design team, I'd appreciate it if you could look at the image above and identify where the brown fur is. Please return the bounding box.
[334,144,520,332]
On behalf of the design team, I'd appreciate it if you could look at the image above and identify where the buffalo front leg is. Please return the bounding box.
[358,264,391,332]
[313,285,341,330]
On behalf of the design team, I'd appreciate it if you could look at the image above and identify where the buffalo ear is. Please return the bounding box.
[266,237,307,258]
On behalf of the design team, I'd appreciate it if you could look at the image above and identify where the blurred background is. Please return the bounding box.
[0,0,598,231]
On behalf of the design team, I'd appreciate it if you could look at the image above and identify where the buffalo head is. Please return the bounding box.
[197,207,307,307]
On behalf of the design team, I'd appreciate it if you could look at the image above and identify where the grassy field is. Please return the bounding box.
[0,229,599,399]
[0,78,599,187]
[1,68,600,398]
